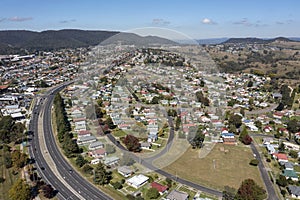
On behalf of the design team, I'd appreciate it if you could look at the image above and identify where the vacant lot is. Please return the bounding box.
[163,143,264,191]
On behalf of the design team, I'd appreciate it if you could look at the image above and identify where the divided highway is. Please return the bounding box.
[29,84,112,200]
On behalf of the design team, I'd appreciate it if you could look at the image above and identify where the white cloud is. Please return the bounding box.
[202,18,217,25]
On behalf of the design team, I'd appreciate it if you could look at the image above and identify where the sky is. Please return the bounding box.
[0,0,299,39]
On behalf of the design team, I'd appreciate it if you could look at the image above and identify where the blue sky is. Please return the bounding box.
[1,0,299,39]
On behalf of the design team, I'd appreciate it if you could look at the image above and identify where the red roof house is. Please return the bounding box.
[150,182,168,194]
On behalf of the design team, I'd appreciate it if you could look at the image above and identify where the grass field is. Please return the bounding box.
[163,143,264,191]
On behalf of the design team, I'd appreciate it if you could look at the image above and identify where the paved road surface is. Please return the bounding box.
[30,83,112,200]
[250,143,279,200]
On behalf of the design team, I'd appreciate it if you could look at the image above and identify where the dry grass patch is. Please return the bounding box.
[163,143,264,191]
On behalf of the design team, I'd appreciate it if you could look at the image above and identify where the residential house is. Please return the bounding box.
[263,126,273,133]
[273,153,288,162]
[126,174,149,189]
[89,148,107,158]
[288,185,300,199]
[88,141,104,150]
[150,182,168,195]
[281,162,294,171]
[266,144,276,154]
[283,141,300,151]
[103,156,119,167]
[77,130,91,138]
[283,169,298,181]
[90,158,101,165]
[166,190,189,200]
[117,166,133,178]
[77,135,97,145]
[74,120,87,132]
[221,133,236,145]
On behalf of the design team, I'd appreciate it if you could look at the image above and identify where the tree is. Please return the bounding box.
[175,116,181,131]
[0,177,5,183]
[119,153,135,166]
[11,150,28,169]
[189,128,205,149]
[276,174,288,187]
[239,127,252,145]
[165,178,172,188]
[106,116,116,129]
[8,179,31,200]
[287,119,300,134]
[249,159,259,166]
[222,186,236,200]
[93,163,111,185]
[235,179,266,200]
[105,144,116,154]
[289,150,298,159]
[151,96,160,104]
[228,114,242,129]
[247,80,253,87]
[41,184,55,199]
[276,175,287,187]
[82,164,94,175]
[111,181,123,190]
[275,102,284,111]
[195,91,209,106]
[278,142,285,153]
[123,135,140,152]
[254,120,262,130]
[167,109,177,117]
[146,188,160,199]
[75,155,87,167]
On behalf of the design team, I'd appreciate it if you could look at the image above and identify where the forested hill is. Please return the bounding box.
[0,29,118,54]
[0,29,177,54]
[223,37,294,44]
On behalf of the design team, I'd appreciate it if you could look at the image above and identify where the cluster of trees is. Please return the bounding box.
[122,135,141,152]
[223,179,266,200]
[188,125,205,149]
[195,91,209,106]
[54,93,80,157]
[279,84,295,109]
[239,127,252,145]
[0,116,25,144]
[8,177,56,200]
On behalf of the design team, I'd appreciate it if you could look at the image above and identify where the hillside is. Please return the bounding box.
[0,29,176,54]
[223,37,293,44]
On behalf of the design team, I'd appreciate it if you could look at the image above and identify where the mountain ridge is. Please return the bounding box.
[0,29,176,54]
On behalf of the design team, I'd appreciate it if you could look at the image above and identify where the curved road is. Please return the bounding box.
[30,83,278,200]
[30,83,112,200]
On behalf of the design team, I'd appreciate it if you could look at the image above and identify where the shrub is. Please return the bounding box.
[249,159,259,166]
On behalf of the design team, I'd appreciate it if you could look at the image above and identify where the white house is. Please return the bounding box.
[126,174,149,189]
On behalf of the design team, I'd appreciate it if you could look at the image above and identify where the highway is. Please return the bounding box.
[29,83,112,200]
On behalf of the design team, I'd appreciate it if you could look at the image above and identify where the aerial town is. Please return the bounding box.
[1,1,300,200]
[0,36,299,200]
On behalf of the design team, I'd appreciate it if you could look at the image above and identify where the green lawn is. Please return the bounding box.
[163,144,264,191]
[112,129,127,138]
